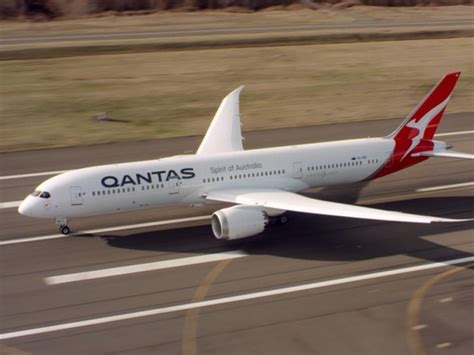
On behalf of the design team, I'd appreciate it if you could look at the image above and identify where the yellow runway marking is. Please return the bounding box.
[182,259,233,355]
[406,263,472,355]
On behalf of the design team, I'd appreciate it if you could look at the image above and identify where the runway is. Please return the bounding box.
[0,114,473,354]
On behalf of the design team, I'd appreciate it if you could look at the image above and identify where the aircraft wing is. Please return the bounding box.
[206,188,471,223]
[196,86,245,155]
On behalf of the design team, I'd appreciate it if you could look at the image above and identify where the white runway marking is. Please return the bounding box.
[0,216,211,246]
[434,130,474,137]
[0,130,472,182]
[0,200,21,209]
[0,170,66,181]
[0,256,472,340]
[45,250,247,285]
[416,181,474,192]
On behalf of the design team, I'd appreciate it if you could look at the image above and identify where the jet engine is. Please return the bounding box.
[211,205,269,240]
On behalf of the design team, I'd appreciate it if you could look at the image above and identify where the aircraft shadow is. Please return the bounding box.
[100,195,474,264]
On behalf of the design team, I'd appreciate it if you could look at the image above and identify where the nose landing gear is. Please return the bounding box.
[55,218,71,235]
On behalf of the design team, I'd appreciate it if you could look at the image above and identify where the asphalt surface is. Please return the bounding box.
[0,114,473,355]
[2,18,473,44]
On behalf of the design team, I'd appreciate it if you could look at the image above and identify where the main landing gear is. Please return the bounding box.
[55,218,70,235]
[269,215,288,225]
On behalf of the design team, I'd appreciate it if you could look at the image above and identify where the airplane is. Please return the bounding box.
[18,72,473,239]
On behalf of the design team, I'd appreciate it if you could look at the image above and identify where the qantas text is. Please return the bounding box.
[101,168,195,188]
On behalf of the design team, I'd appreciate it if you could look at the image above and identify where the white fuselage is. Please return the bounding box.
[21,138,394,219]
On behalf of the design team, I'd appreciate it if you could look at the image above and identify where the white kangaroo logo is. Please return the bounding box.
[401,96,450,160]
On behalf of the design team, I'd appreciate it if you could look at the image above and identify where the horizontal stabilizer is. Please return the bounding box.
[207,188,472,224]
[413,150,474,160]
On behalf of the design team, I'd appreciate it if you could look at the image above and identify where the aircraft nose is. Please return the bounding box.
[18,199,32,217]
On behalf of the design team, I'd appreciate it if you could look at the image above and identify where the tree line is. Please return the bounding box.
[1,0,471,19]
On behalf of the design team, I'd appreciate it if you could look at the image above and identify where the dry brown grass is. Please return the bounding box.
[1,37,472,152]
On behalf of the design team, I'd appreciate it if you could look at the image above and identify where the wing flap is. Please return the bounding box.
[207,188,471,224]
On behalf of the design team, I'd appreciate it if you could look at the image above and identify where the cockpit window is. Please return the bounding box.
[39,191,51,199]
[31,190,51,198]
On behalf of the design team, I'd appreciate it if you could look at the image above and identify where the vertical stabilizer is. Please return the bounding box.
[372,72,461,179]
[389,72,460,144]
[197,86,245,155]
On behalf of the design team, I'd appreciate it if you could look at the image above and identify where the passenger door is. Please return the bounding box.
[168,180,180,195]
[293,162,303,179]
[70,186,83,206]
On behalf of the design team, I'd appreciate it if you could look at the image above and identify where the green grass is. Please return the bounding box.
[1,37,473,152]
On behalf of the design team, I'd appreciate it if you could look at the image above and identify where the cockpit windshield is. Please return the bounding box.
[31,190,51,199]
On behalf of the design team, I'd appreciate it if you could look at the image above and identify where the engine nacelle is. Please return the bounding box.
[211,205,269,240]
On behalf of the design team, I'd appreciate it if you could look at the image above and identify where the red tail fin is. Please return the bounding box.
[390,72,460,143]
[373,72,461,179]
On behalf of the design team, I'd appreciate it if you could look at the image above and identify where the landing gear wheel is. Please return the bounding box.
[279,216,288,224]
[60,225,70,235]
